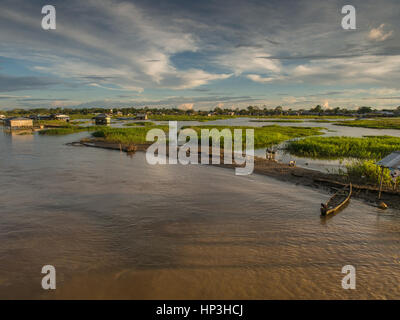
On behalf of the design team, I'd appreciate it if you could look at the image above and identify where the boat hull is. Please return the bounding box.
[320,183,352,216]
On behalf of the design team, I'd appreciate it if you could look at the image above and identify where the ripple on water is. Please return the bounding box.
[0,130,400,299]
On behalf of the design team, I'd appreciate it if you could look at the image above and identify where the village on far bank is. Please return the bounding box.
[1,104,400,126]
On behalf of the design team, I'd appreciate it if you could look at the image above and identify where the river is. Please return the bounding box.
[0,127,400,299]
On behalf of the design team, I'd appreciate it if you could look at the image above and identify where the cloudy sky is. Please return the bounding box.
[0,0,399,110]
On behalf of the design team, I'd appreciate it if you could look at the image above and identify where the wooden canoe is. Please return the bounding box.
[320,183,352,216]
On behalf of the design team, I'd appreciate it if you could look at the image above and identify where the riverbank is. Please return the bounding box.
[334,118,400,130]
[73,138,400,210]
[225,157,400,210]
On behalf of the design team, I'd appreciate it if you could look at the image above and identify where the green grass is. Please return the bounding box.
[308,119,334,123]
[183,125,323,148]
[68,113,96,120]
[39,126,101,135]
[148,115,234,121]
[345,160,399,187]
[39,127,84,135]
[287,136,400,160]
[92,126,170,144]
[70,120,91,124]
[334,118,400,130]
[249,119,304,123]
[250,115,353,119]
[91,124,323,147]
[35,120,72,127]
[124,121,155,126]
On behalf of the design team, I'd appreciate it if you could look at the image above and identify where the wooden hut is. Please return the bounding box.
[376,151,400,198]
[4,117,33,129]
[135,113,148,120]
[93,113,111,125]
[53,114,70,122]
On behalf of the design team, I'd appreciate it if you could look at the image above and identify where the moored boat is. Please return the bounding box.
[320,183,352,216]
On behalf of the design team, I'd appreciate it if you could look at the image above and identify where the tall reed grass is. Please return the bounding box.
[287,136,400,159]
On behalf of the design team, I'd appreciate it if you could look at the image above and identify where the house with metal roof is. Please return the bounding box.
[4,117,33,129]
[376,151,400,199]
[135,113,148,120]
[93,113,111,125]
[53,114,70,122]
[377,151,400,170]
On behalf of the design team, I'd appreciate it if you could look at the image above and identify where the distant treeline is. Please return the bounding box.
[2,105,400,117]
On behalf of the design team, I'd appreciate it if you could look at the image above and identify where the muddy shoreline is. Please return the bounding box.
[69,139,400,210]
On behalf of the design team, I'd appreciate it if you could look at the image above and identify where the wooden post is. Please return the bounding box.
[378,166,385,200]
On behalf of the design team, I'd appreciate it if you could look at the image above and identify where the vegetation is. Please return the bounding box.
[68,113,96,120]
[90,124,323,147]
[3,105,399,120]
[334,118,400,130]
[148,115,233,121]
[308,119,334,123]
[70,120,91,124]
[287,136,400,160]
[183,125,323,148]
[249,119,304,123]
[346,160,399,187]
[124,121,155,126]
[39,127,85,135]
[39,126,101,135]
[92,126,169,144]
[35,120,73,127]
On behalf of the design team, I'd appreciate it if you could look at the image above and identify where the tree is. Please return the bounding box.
[214,107,223,115]
[274,106,283,115]
[310,105,323,113]
[357,106,373,114]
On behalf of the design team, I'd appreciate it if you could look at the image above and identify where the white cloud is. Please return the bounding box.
[0,0,229,92]
[51,100,81,107]
[0,94,30,99]
[369,88,399,96]
[1,0,400,110]
[246,74,274,83]
[215,48,281,75]
[178,103,194,110]
[288,55,400,85]
[368,24,393,42]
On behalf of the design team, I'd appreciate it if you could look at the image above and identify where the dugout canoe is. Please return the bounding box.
[320,183,352,216]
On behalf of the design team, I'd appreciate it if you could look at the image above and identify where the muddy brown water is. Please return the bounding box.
[0,130,400,299]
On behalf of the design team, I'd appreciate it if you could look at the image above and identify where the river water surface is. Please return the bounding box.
[1,128,400,299]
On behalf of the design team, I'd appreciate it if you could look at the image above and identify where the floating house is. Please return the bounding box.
[4,117,34,129]
[377,151,400,171]
[93,113,111,125]
[376,151,400,198]
[52,114,70,122]
[135,113,148,120]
